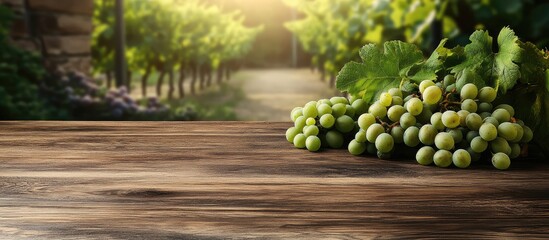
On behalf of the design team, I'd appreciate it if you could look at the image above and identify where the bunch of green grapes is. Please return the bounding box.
[354,77,533,170]
[286,77,534,170]
[285,96,368,152]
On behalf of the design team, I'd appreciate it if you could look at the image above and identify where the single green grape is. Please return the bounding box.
[387,105,406,122]
[291,107,303,122]
[478,86,497,103]
[406,98,424,116]
[453,149,471,168]
[319,114,335,128]
[390,126,405,144]
[478,102,493,113]
[366,142,377,155]
[306,117,316,126]
[285,127,300,143]
[510,123,524,143]
[490,137,511,155]
[335,115,355,133]
[369,102,387,118]
[345,105,356,118]
[303,125,319,137]
[435,132,454,150]
[377,151,392,159]
[470,136,488,153]
[317,103,332,116]
[423,86,442,105]
[521,126,533,143]
[388,88,403,97]
[433,149,453,168]
[317,99,332,107]
[294,116,306,131]
[447,128,463,143]
[419,80,436,94]
[416,146,436,165]
[419,124,438,145]
[492,152,511,170]
[465,113,483,131]
[479,112,491,120]
[461,99,478,113]
[495,104,515,117]
[483,117,499,127]
[430,112,445,130]
[509,143,521,159]
[348,139,366,155]
[457,110,470,127]
[466,131,479,143]
[379,92,393,107]
[492,109,511,123]
[391,96,403,106]
[497,122,517,141]
[306,136,321,152]
[332,103,347,117]
[403,126,420,147]
[467,147,482,162]
[366,123,385,143]
[479,123,498,141]
[400,112,417,129]
[293,133,306,149]
[351,99,368,115]
[358,113,376,130]
[355,130,367,143]
[441,110,460,128]
[325,130,344,148]
[375,133,394,153]
[330,96,348,105]
[460,83,478,100]
[303,103,318,118]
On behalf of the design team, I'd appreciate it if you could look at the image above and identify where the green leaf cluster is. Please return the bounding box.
[92,0,263,75]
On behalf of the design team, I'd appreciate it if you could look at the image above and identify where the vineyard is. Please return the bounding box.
[92,0,262,99]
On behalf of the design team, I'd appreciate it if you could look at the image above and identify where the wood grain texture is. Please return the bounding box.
[0,121,548,239]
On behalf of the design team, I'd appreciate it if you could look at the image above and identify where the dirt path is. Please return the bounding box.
[232,68,339,121]
[128,68,339,121]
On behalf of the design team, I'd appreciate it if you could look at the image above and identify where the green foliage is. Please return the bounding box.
[450,27,521,94]
[286,0,549,81]
[92,0,262,78]
[0,5,53,119]
[336,41,424,102]
[408,39,451,82]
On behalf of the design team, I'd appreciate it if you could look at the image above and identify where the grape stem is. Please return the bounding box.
[375,116,399,132]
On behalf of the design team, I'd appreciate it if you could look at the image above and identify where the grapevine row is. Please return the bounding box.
[92,0,263,99]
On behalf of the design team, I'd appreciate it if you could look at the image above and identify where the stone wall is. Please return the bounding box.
[1,0,93,73]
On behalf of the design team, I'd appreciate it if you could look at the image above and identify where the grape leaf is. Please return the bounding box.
[450,27,521,94]
[408,38,450,82]
[519,41,549,85]
[336,41,423,103]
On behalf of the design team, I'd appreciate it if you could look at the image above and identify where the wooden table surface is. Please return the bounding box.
[1,121,548,239]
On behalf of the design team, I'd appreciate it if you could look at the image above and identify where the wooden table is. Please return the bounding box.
[1,121,548,239]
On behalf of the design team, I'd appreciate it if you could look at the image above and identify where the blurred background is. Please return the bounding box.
[1,0,548,121]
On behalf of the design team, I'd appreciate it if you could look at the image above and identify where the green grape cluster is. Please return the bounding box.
[286,96,368,152]
[285,77,534,170]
